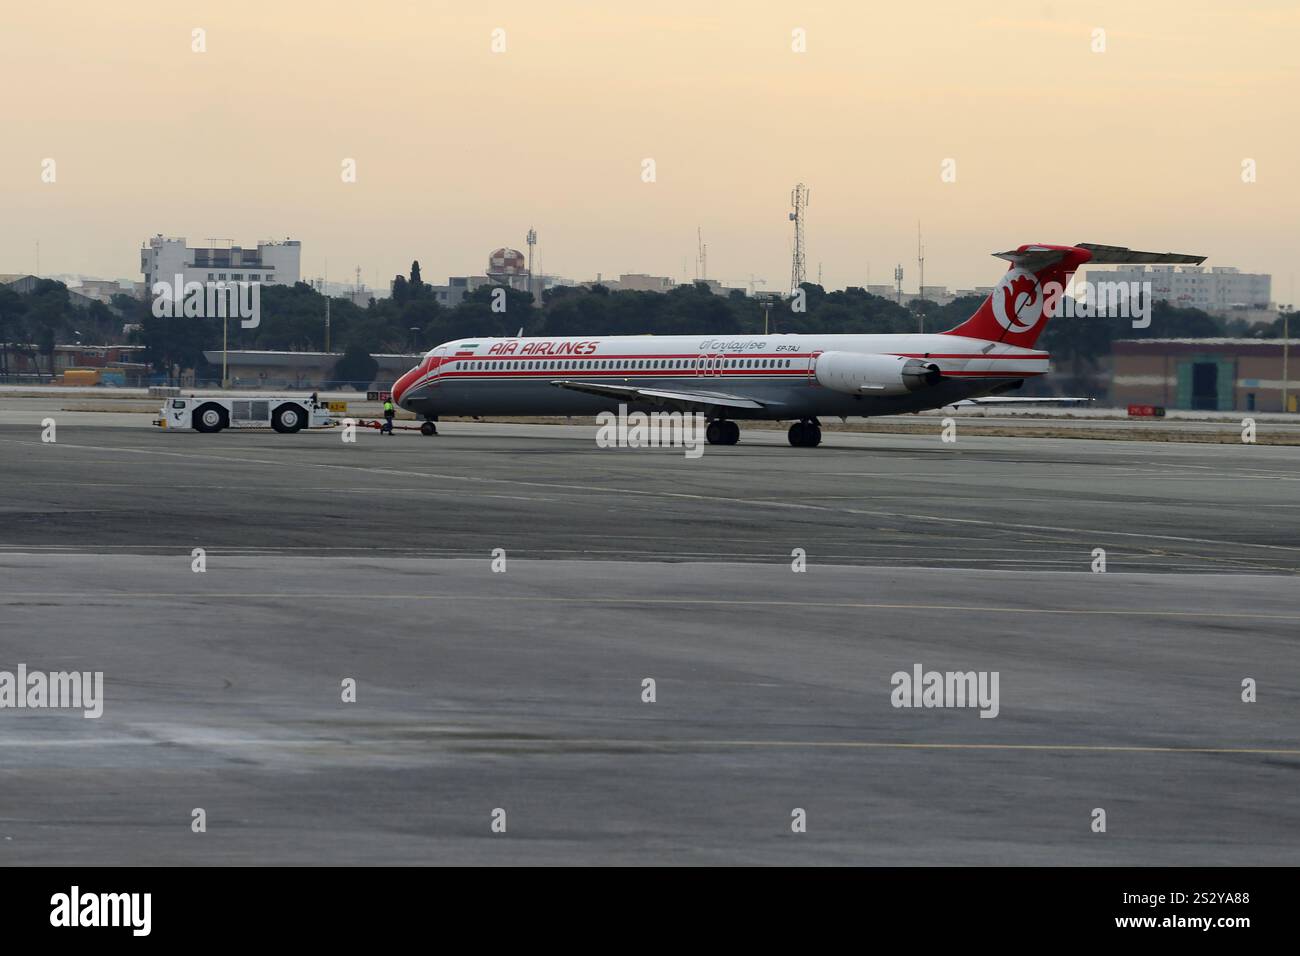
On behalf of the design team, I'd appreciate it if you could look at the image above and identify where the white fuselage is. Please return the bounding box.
[393,332,1049,421]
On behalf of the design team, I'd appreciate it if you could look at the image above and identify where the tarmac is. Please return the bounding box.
[0,403,1297,863]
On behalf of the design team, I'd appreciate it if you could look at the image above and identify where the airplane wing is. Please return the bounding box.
[945,397,1093,408]
[550,379,769,412]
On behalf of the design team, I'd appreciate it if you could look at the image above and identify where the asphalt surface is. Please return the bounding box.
[1,408,1297,864]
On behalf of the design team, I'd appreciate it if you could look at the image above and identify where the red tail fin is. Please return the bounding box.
[941,244,1092,348]
[942,243,1209,348]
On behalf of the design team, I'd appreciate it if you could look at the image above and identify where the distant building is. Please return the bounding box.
[419,275,490,307]
[866,283,985,305]
[579,274,751,296]
[0,344,149,384]
[918,285,954,306]
[1083,265,1271,315]
[73,279,134,304]
[408,248,541,306]
[1111,338,1299,412]
[610,274,676,293]
[418,272,572,307]
[1,274,99,308]
[201,350,419,390]
[308,279,382,308]
[705,279,747,297]
[141,236,301,294]
[0,274,43,294]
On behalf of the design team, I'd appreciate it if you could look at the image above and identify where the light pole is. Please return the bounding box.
[1282,304,1292,413]
[754,291,780,335]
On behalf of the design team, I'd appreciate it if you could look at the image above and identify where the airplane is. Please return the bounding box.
[392,242,1205,447]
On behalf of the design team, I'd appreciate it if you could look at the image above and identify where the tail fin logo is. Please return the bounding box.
[992,268,1043,333]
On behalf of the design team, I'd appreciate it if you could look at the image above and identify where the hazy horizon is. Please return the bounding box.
[3,1,1296,298]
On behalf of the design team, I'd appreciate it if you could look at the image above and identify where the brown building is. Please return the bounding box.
[1112,339,1299,413]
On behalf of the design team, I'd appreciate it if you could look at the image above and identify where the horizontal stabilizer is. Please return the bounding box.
[990,244,1206,271]
[1074,243,1207,265]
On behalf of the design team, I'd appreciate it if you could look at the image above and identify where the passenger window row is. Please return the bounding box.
[450,357,797,371]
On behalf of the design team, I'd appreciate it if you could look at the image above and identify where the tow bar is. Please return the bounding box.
[352,419,437,435]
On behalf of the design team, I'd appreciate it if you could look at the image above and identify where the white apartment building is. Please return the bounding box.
[140,236,302,293]
[1080,264,1271,313]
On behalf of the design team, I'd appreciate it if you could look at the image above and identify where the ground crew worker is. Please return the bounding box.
[382,397,395,435]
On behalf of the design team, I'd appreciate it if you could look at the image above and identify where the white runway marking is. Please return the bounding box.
[4,589,1297,621]
[0,734,1292,757]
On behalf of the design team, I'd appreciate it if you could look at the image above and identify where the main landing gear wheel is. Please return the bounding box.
[193,403,228,433]
[788,420,822,448]
[705,420,740,445]
[272,403,306,433]
[420,421,438,436]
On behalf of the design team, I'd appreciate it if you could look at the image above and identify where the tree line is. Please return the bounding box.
[1,263,1289,392]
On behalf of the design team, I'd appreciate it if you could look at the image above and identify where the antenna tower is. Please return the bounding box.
[789,183,809,294]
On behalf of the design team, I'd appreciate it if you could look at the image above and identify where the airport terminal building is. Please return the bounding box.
[1111,338,1299,412]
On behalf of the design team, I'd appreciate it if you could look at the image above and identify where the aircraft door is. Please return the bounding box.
[696,353,722,378]
[427,346,449,384]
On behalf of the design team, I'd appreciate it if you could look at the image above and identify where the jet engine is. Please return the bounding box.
[814,351,942,396]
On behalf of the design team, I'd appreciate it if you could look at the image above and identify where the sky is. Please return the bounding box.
[1,0,1297,300]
